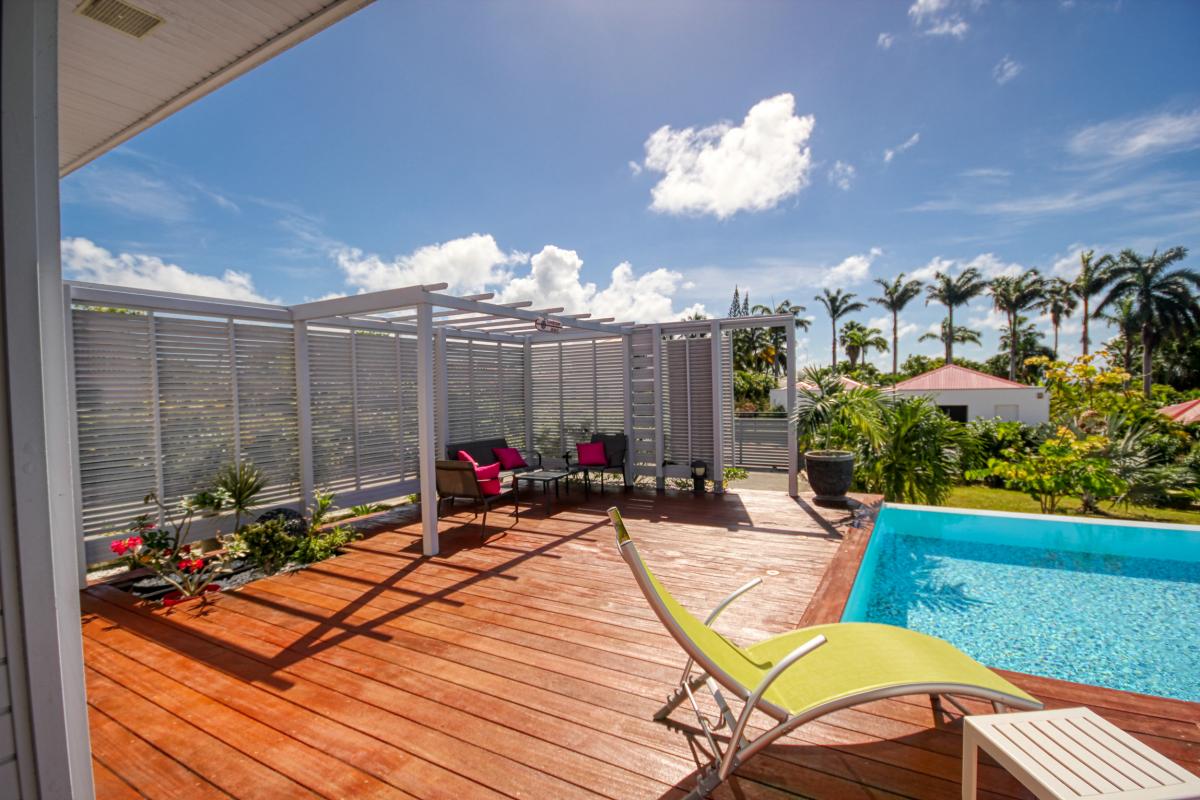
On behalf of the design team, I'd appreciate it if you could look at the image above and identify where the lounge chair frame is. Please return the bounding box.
[608,507,1042,799]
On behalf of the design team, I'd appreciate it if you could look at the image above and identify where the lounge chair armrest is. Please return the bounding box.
[704,578,764,625]
[720,634,827,780]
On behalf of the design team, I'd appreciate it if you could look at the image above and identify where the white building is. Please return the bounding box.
[890,364,1049,425]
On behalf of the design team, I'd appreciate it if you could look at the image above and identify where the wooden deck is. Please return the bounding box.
[82,488,1200,800]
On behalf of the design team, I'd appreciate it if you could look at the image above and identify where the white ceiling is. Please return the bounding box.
[58,0,372,175]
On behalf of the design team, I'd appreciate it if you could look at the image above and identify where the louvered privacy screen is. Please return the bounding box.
[529,339,624,459]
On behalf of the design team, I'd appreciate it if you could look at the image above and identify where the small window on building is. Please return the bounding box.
[938,405,968,423]
[994,403,1019,421]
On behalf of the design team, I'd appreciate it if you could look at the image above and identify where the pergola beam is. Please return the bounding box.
[420,291,627,335]
[290,282,448,321]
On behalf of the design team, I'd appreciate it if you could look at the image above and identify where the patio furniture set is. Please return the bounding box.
[434,433,628,536]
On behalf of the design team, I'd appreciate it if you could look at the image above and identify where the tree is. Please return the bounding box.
[728,287,743,318]
[925,268,987,365]
[995,314,1050,382]
[839,320,888,370]
[1097,297,1138,376]
[751,300,810,377]
[871,273,923,376]
[814,288,866,369]
[1095,247,1200,397]
[1072,250,1114,355]
[1039,277,1078,359]
[989,269,1045,380]
[919,318,982,351]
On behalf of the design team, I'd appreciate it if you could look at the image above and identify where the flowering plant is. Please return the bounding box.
[109,491,235,605]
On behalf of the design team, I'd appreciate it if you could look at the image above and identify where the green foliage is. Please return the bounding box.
[293,525,357,564]
[348,502,390,517]
[854,396,972,505]
[209,462,265,532]
[236,516,299,575]
[925,268,988,364]
[963,418,1044,485]
[793,367,883,452]
[975,428,1127,514]
[733,369,777,411]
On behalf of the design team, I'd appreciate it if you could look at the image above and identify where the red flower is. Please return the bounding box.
[127,536,143,549]
[110,535,142,556]
[176,557,204,573]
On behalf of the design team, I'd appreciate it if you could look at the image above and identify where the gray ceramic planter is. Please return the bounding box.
[803,450,855,503]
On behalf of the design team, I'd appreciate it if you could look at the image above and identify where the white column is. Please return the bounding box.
[293,321,315,507]
[710,321,725,494]
[786,319,799,497]
[416,304,439,556]
[1,0,95,795]
[652,323,665,490]
[523,337,534,453]
[435,328,448,453]
[62,286,87,585]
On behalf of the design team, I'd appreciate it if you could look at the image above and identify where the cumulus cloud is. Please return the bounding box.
[333,234,527,295]
[1068,109,1200,161]
[61,237,275,303]
[869,315,919,340]
[827,161,856,191]
[640,93,815,219]
[495,245,699,323]
[993,56,1023,85]
[908,0,951,19]
[910,252,1024,282]
[825,247,883,286]
[877,32,895,49]
[925,17,969,37]
[883,132,921,163]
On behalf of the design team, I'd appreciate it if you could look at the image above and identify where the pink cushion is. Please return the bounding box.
[576,441,607,467]
[492,447,527,470]
[456,450,478,465]
[474,462,502,496]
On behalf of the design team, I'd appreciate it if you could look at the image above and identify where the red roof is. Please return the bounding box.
[893,364,1032,391]
[1160,397,1200,424]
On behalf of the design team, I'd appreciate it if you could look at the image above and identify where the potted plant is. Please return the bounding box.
[793,368,883,504]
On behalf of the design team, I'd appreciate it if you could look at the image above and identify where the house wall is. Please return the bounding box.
[893,387,1049,425]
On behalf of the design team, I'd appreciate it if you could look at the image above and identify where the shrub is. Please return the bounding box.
[293,525,357,564]
[963,418,1042,485]
[855,396,973,505]
[236,516,299,575]
[793,367,883,452]
[234,489,359,574]
[978,427,1127,514]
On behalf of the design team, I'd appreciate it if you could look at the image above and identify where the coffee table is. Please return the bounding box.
[515,470,571,510]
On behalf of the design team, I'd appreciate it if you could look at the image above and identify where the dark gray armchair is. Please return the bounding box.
[434,459,519,540]
[578,433,629,496]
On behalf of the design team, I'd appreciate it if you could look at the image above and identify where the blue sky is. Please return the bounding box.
[60,0,1200,368]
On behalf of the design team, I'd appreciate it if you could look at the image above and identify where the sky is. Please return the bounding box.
[60,0,1200,369]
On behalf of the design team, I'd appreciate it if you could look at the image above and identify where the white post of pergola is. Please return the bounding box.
[622,334,634,486]
[710,320,725,494]
[293,320,315,507]
[786,318,799,497]
[416,303,439,556]
[651,323,665,491]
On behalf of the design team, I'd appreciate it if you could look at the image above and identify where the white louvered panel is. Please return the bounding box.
[594,339,625,436]
[501,343,527,449]
[662,336,715,467]
[530,343,562,458]
[662,338,684,464]
[689,337,715,464]
[308,329,357,493]
[397,336,419,481]
[155,316,235,507]
[353,332,403,488]
[561,340,595,444]
[444,339,474,442]
[72,309,157,535]
[470,340,504,441]
[234,322,299,505]
[629,329,658,471]
[722,333,735,464]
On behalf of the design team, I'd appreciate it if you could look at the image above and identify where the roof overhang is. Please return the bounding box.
[58,0,374,175]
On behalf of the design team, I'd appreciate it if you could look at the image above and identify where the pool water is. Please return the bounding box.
[842,506,1200,702]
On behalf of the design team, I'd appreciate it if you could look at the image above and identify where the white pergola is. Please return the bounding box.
[65,280,800,561]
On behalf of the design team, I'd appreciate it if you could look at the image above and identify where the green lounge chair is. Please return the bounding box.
[608,507,1042,799]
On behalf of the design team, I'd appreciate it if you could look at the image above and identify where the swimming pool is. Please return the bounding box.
[842,505,1200,702]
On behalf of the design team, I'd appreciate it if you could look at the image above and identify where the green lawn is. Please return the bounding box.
[944,485,1200,525]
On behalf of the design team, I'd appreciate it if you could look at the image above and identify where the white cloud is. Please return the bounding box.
[910,252,1023,284]
[993,56,1023,85]
[968,305,1007,331]
[495,245,697,323]
[61,167,193,222]
[910,256,956,282]
[908,0,951,19]
[640,93,815,219]
[627,160,642,176]
[960,167,1011,180]
[61,237,275,303]
[333,234,527,295]
[883,132,921,163]
[825,247,882,287]
[869,315,919,340]
[925,17,969,37]
[1068,109,1200,161]
[827,161,856,191]
[877,32,895,49]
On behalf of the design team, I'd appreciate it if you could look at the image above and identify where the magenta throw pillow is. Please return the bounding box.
[456,449,478,465]
[474,462,502,495]
[576,441,607,467]
[492,447,527,470]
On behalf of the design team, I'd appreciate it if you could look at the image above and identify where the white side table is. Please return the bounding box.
[963,707,1200,800]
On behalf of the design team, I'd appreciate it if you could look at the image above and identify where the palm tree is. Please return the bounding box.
[1038,278,1078,359]
[751,300,811,377]
[1097,296,1138,375]
[1096,247,1200,397]
[919,319,982,351]
[815,288,866,369]
[871,273,923,376]
[998,314,1048,381]
[839,320,888,370]
[989,269,1046,380]
[1073,250,1114,355]
[925,268,987,365]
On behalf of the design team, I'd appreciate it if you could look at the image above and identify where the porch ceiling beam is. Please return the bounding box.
[289,282,448,321]
[419,291,626,335]
[449,308,567,331]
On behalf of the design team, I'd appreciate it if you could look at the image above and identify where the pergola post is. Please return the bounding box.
[786,318,799,497]
[523,337,534,452]
[435,328,448,453]
[416,303,439,556]
[293,320,315,507]
[622,333,634,486]
[652,323,664,491]
[710,321,725,494]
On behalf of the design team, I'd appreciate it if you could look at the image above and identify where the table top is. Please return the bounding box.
[516,470,570,481]
[965,707,1200,799]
